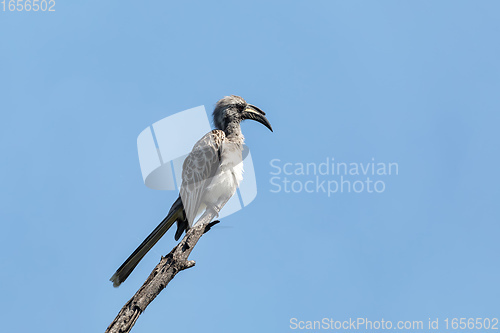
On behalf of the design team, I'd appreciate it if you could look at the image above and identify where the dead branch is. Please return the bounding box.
[105,211,219,333]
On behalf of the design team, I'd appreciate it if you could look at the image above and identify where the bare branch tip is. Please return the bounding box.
[182,260,196,270]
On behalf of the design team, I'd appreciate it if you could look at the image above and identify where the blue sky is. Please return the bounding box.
[1,1,499,332]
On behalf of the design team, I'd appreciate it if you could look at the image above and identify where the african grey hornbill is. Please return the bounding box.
[110,95,273,287]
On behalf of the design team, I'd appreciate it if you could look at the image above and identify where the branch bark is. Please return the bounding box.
[105,211,219,333]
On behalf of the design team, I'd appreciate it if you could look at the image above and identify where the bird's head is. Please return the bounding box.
[212,95,273,132]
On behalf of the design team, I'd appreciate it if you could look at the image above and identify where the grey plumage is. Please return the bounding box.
[110,95,272,287]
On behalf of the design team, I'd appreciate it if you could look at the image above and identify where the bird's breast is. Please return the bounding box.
[220,144,244,185]
[203,144,243,205]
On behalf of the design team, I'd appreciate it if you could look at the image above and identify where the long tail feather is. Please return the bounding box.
[110,197,184,287]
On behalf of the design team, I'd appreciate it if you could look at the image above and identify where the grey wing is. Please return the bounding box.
[180,130,225,226]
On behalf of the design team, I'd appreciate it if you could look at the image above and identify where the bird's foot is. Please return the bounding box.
[204,220,220,234]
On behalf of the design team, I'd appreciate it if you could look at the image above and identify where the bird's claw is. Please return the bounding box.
[204,220,220,234]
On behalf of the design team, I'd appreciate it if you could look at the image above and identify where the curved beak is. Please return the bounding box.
[243,104,273,132]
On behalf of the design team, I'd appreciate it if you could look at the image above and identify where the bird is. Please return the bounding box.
[110,95,273,287]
